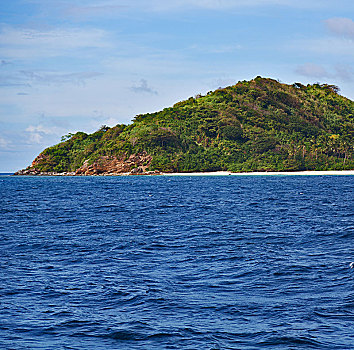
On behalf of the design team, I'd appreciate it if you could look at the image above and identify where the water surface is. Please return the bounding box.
[0,175,353,349]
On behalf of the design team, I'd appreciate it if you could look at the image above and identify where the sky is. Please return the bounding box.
[1,0,354,172]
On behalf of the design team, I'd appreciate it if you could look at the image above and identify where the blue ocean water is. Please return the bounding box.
[0,175,353,350]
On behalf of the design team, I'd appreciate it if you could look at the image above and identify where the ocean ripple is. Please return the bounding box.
[0,175,353,349]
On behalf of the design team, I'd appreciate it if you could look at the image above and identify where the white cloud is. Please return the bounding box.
[290,37,354,56]
[0,137,10,150]
[0,70,102,88]
[64,4,127,20]
[325,17,354,40]
[295,63,354,83]
[131,79,158,95]
[24,0,335,16]
[138,0,334,11]
[100,117,122,127]
[87,114,123,130]
[27,132,43,144]
[0,26,111,59]
[26,124,62,134]
[295,63,330,79]
[25,124,66,144]
[148,0,336,11]
[189,44,242,54]
[0,73,31,87]
[20,71,103,86]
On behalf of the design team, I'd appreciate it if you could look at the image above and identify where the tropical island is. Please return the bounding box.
[15,77,353,176]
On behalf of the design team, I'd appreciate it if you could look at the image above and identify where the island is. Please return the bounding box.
[15,77,354,176]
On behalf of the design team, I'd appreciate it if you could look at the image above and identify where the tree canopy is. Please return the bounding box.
[27,77,354,173]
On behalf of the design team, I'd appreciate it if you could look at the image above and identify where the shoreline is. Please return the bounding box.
[9,170,354,177]
[161,170,354,176]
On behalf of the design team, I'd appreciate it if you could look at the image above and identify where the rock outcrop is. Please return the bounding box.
[75,152,152,175]
[14,169,75,176]
[14,152,161,176]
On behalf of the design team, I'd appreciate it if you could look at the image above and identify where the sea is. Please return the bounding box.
[0,174,353,349]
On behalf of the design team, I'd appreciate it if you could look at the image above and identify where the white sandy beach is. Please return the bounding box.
[162,170,354,176]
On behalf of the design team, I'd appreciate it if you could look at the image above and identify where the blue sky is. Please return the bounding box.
[1,0,354,172]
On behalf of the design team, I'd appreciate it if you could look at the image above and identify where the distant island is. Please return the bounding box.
[15,77,353,176]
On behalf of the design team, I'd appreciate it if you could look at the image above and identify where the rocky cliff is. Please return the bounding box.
[15,152,160,176]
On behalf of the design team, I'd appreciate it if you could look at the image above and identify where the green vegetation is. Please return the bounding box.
[30,77,354,173]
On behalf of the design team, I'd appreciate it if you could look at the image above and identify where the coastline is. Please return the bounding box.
[11,170,354,176]
[162,170,354,176]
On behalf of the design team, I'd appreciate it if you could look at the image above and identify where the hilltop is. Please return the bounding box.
[16,77,354,175]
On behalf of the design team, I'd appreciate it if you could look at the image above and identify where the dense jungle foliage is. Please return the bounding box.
[30,77,354,172]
